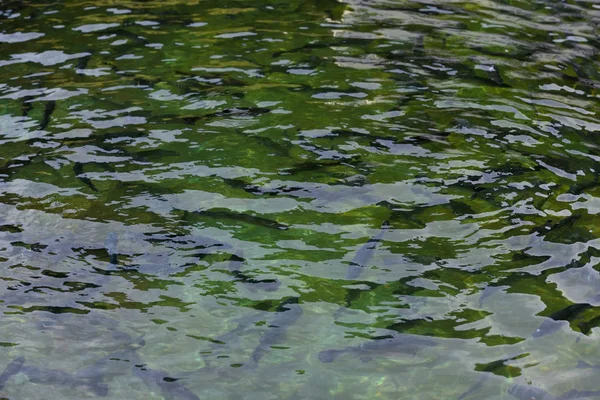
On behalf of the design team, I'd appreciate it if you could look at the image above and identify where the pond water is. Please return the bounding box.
[1,0,600,399]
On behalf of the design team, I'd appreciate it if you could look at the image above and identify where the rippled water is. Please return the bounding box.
[1,0,600,399]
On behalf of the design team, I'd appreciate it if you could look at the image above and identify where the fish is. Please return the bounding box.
[563,391,600,399]
[345,221,390,280]
[272,41,337,58]
[221,178,269,196]
[508,384,558,400]
[21,96,34,116]
[131,149,180,163]
[73,162,99,192]
[227,252,245,272]
[77,331,199,400]
[76,332,145,382]
[250,297,303,365]
[475,64,505,86]
[230,270,281,292]
[187,210,289,231]
[200,312,268,369]
[181,107,271,125]
[532,319,567,339]
[457,373,490,400]
[531,214,582,237]
[211,107,270,118]
[40,101,56,130]
[14,362,108,396]
[281,160,347,176]
[532,303,591,338]
[130,352,200,400]
[104,232,119,266]
[472,44,536,60]
[507,384,600,400]
[576,360,600,370]
[318,334,436,363]
[413,34,425,55]
[206,313,263,350]
[76,55,91,70]
[75,349,135,381]
[228,252,281,292]
[0,356,25,389]
[478,285,506,308]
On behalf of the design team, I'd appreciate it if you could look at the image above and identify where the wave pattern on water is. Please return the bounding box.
[0,0,600,398]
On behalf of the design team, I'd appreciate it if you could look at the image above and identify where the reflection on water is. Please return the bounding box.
[1,0,600,398]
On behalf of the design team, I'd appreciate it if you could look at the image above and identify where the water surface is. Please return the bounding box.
[1,0,600,399]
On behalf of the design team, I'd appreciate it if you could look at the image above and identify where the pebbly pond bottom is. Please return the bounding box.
[1,0,600,399]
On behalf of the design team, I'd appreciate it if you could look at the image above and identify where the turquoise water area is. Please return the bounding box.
[1,0,600,399]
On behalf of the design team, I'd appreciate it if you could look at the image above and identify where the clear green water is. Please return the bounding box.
[1,0,600,399]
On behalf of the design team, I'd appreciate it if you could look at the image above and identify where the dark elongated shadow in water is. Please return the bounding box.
[345,220,390,280]
[39,100,56,130]
[199,298,304,371]
[507,384,600,400]
[318,334,436,363]
[333,220,391,320]
[0,356,108,397]
[131,352,200,400]
[73,162,98,192]
[459,374,600,400]
[0,357,25,390]
[249,297,303,367]
[478,285,507,308]
[227,251,281,292]
[78,331,203,400]
[185,209,289,231]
